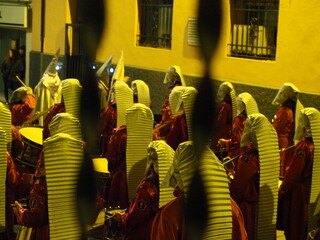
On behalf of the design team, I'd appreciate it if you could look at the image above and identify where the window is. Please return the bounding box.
[137,0,173,49]
[228,0,279,60]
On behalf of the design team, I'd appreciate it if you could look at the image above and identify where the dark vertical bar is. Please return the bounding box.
[40,0,45,52]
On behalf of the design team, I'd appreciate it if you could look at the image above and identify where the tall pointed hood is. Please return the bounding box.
[237,92,259,116]
[216,82,237,119]
[126,103,154,200]
[240,113,280,240]
[96,55,113,85]
[44,49,60,76]
[131,80,150,107]
[111,51,124,82]
[146,140,175,207]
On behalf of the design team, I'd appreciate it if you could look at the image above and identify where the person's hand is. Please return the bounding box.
[26,87,33,95]
[217,138,228,147]
[114,212,122,222]
[12,201,23,215]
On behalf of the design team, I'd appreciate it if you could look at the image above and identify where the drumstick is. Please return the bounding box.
[16,75,28,88]
[11,203,27,208]
[22,108,50,125]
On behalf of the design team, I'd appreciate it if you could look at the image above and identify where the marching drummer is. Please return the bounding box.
[9,86,37,126]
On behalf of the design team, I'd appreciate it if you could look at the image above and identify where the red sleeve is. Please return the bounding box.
[16,178,48,227]
[230,152,259,203]
[151,196,185,240]
[42,103,66,140]
[216,102,233,129]
[107,126,127,172]
[279,140,313,197]
[166,115,188,150]
[11,95,36,126]
[99,105,117,156]
[230,197,248,240]
[272,107,294,134]
[156,104,173,138]
[120,181,157,235]
[6,153,21,190]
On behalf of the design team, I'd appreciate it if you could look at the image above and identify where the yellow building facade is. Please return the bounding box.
[30,0,320,95]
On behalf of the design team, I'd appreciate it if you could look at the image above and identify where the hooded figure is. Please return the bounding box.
[231,113,279,240]
[212,81,237,154]
[126,103,154,200]
[163,65,186,87]
[9,86,36,126]
[116,140,174,240]
[131,79,150,107]
[165,86,197,150]
[218,92,259,160]
[156,66,186,138]
[152,141,236,239]
[34,50,62,126]
[96,55,113,111]
[61,78,82,120]
[279,107,320,240]
[272,83,304,178]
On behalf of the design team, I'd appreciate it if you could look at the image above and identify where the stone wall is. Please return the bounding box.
[29,51,320,121]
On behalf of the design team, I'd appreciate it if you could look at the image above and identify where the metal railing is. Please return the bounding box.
[137,1,173,49]
[65,23,87,81]
[228,0,279,60]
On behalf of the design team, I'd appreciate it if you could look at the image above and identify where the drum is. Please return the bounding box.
[93,158,111,201]
[104,208,126,240]
[16,127,43,172]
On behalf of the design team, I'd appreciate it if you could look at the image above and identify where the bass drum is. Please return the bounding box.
[16,127,43,173]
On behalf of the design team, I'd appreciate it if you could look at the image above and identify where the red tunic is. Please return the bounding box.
[211,101,233,152]
[231,197,248,240]
[226,114,246,160]
[166,114,188,150]
[279,138,314,240]
[120,178,158,240]
[272,106,295,178]
[229,143,259,240]
[15,177,49,240]
[42,103,66,140]
[5,153,21,238]
[99,103,117,156]
[151,193,185,240]
[11,94,36,126]
[106,126,128,208]
[155,82,181,139]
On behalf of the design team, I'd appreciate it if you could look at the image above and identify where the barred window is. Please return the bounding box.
[137,0,173,49]
[228,0,279,60]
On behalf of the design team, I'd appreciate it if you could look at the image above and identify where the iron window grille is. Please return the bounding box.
[137,0,173,49]
[228,0,279,60]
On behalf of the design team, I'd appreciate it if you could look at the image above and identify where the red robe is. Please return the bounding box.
[166,114,188,150]
[272,105,295,178]
[231,197,248,240]
[106,126,128,208]
[279,138,314,240]
[120,177,158,240]
[15,177,49,240]
[4,153,21,239]
[151,192,185,240]
[155,82,181,139]
[11,94,36,126]
[211,101,233,152]
[230,143,259,240]
[42,103,66,141]
[99,103,117,156]
[226,114,246,159]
